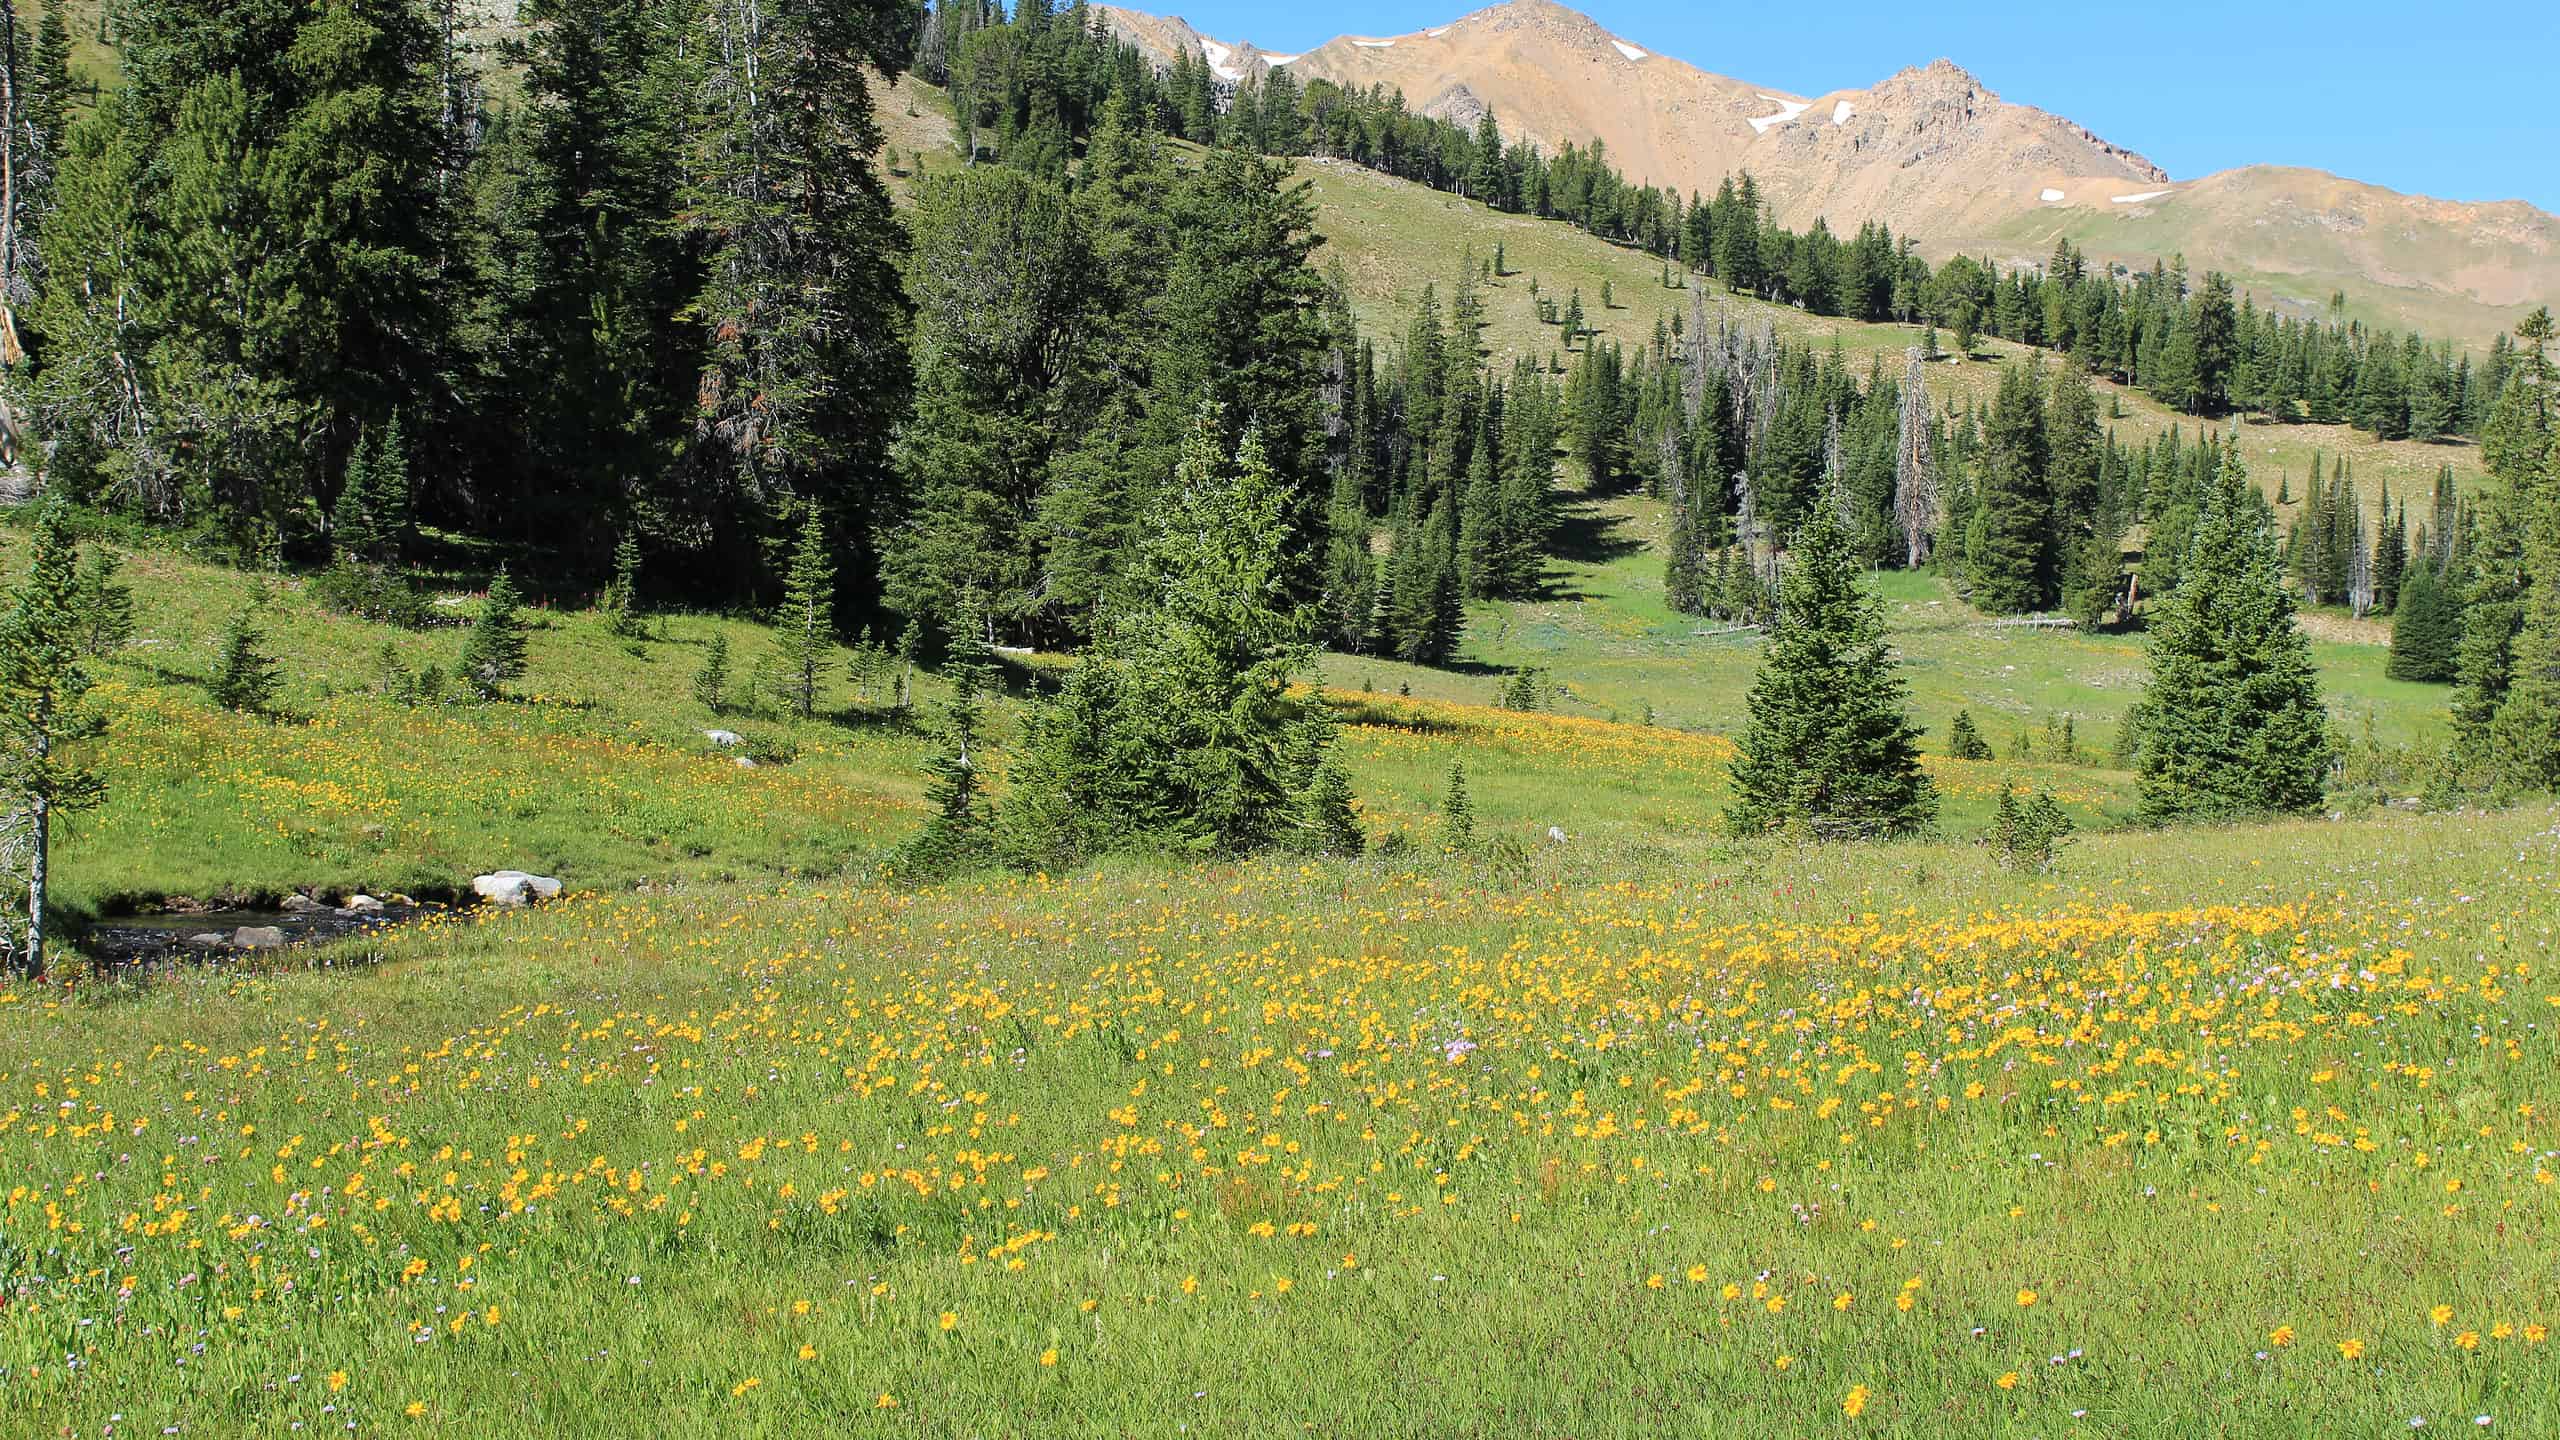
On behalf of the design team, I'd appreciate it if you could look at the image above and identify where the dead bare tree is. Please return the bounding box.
[1893,351,1938,569]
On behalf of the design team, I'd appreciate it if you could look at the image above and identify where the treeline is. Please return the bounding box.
[1187,50,2522,451]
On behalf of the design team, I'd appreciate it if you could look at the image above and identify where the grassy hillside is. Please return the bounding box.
[1295,155,2493,529]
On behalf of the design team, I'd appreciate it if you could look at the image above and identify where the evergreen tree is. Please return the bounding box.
[1946,709,1991,760]
[0,501,106,977]
[459,565,530,700]
[1726,494,1937,839]
[72,548,136,658]
[904,589,997,877]
[693,630,731,712]
[770,505,837,718]
[2486,439,2560,788]
[603,529,647,639]
[997,409,1344,862]
[681,0,913,569]
[208,601,282,715]
[1968,363,2052,613]
[2131,455,2332,820]
[1440,760,1474,850]
[330,414,412,565]
[2386,561,2462,683]
[1298,758,1363,857]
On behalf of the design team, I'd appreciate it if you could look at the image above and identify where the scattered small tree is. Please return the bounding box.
[602,531,648,641]
[1440,760,1475,849]
[209,602,282,715]
[1988,786,2074,872]
[1299,760,1363,856]
[459,566,530,701]
[902,592,996,876]
[771,505,837,719]
[894,620,922,711]
[1946,709,1992,760]
[1497,666,1543,711]
[693,632,732,713]
[73,549,135,658]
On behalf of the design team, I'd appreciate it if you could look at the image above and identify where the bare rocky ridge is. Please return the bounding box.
[1093,0,2556,342]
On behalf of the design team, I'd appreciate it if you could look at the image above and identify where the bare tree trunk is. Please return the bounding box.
[24,717,46,979]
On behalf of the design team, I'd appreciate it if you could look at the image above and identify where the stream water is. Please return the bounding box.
[84,900,444,969]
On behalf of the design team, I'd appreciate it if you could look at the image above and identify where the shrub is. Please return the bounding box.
[311,560,433,630]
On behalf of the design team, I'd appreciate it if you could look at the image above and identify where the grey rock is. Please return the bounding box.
[280,894,322,913]
[232,926,288,949]
[343,894,387,914]
[186,933,230,950]
[703,729,743,746]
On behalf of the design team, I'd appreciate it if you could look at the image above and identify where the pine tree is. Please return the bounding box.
[1439,760,1474,850]
[1946,709,1991,760]
[693,631,731,713]
[996,409,1344,864]
[2486,439,2560,788]
[904,590,996,877]
[2132,455,2332,820]
[770,505,837,719]
[1299,759,1364,857]
[682,0,913,560]
[603,530,647,639]
[208,602,282,715]
[0,501,106,977]
[2386,562,2462,683]
[73,548,136,658]
[1663,485,1708,614]
[1969,363,2053,613]
[331,414,413,565]
[459,566,530,701]
[1726,494,1937,839]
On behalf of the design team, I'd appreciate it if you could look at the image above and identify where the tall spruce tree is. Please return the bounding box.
[2131,455,2333,820]
[1725,492,1936,839]
[1968,362,2051,613]
[681,0,913,582]
[2387,560,2462,683]
[2485,437,2560,788]
[0,501,105,977]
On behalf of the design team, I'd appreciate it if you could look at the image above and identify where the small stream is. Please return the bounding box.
[85,899,446,969]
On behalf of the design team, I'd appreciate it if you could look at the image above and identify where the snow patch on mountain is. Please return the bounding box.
[2040,188,2066,202]
[1611,40,1646,61]
[2111,189,2172,204]
[1832,99,1854,125]
[1265,53,1299,64]
[1747,95,1811,134]
[1200,39,1241,81]
[1352,38,1394,47]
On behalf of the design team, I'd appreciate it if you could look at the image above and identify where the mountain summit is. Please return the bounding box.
[1093,0,2555,341]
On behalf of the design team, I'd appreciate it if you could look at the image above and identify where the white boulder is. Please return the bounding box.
[233,926,288,948]
[703,729,743,746]
[472,871,563,906]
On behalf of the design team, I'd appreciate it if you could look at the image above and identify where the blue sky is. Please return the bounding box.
[1152,0,2560,211]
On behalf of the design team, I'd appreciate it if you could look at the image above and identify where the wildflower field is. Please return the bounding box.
[3,526,2548,1435]
[8,804,2559,1436]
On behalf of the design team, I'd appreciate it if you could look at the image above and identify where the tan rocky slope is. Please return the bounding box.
[1094,0,2556,343]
